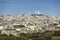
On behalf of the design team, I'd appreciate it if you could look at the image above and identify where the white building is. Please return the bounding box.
[0,26,3,30]
[27,26,37,31]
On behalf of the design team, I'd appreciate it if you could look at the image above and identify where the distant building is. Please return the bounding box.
[0,26,3,30]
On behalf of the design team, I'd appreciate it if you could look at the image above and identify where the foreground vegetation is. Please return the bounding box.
[0,30,60,40]
[52,37,60,40]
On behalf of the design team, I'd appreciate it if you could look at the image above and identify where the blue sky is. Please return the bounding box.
[0,0,60,16]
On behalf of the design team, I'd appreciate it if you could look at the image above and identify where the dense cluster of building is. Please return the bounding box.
[0,11,60,36]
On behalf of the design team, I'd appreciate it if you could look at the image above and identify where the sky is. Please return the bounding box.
[0,0,60,16]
